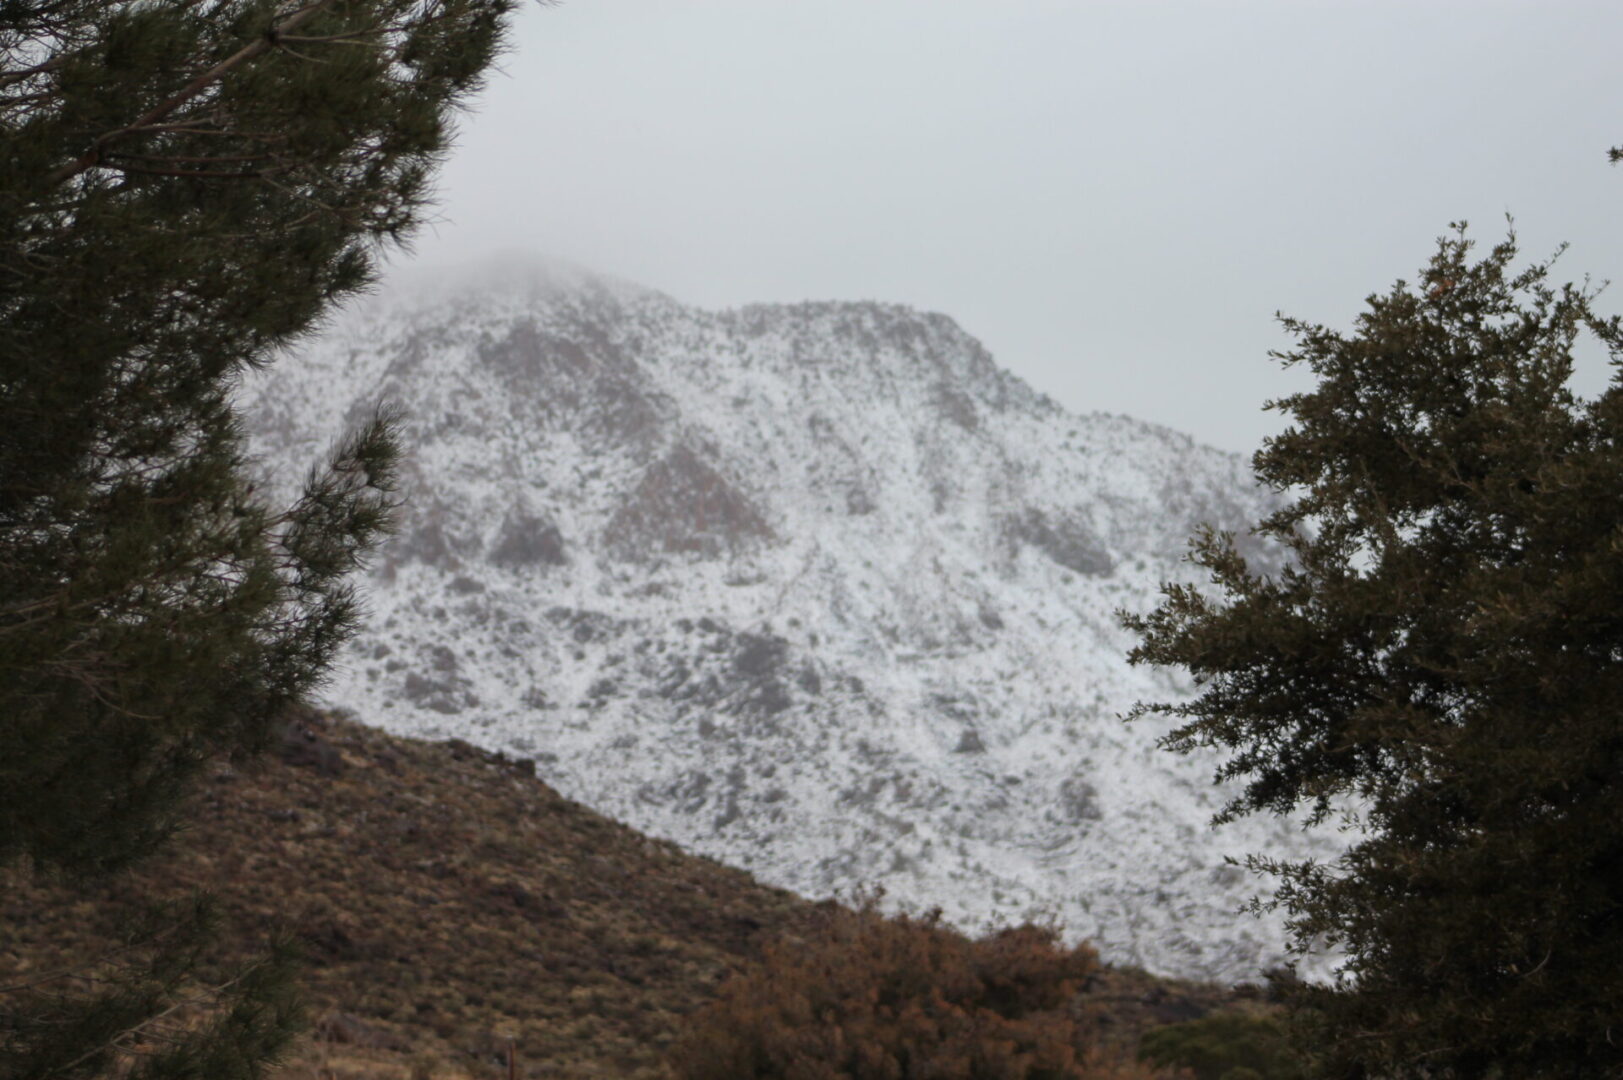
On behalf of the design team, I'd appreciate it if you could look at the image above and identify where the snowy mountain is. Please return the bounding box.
[243,257,1334,981]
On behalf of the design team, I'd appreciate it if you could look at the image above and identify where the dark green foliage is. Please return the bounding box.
[1123,225,1623,1077]
[2,0,512,879]
[2,2,514,1078]
[1137,1014,1304,1080]
[0,896,302,1080]
[666,896,1102,1080]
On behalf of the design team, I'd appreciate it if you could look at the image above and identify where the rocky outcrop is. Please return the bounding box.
[606,445,774,559]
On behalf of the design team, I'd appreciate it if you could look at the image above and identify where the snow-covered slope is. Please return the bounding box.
[244,257,1332,981]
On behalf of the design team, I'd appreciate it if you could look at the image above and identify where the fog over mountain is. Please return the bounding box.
[244,257,1337,981]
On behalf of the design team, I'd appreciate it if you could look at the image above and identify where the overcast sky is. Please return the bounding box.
[400,1,1623,454]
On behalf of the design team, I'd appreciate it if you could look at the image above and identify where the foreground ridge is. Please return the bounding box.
[0,711,1256,1079]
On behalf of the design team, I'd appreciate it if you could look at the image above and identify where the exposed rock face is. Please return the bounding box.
[1005,508,1115,578]
[241,257,1333,981]
[490,508,567,569]
[607,445,775,559]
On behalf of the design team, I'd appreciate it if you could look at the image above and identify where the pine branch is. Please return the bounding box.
[48,0,337,186]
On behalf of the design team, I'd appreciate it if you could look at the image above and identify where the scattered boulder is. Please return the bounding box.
[314,1011,410,1051]
[1006,508,1114,577]
[954,729,986,754]
[606,444,775,559]
[279,712,345,776]
[932,382,979,431]
[300,919,365,964]
[733,633,787,678]
[489,509,567,569]
[1059,777,1103,822]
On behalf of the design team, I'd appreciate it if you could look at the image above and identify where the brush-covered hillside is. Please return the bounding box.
[0,712,1270,1079]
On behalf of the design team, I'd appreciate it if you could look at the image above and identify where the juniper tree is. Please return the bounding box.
[1123,226,1623,1078]
[2,1,514,1075]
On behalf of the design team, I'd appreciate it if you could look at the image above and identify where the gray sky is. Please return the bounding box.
[403,0,1623,454]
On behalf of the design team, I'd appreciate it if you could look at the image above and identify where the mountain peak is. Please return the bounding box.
[243,260,1334,982]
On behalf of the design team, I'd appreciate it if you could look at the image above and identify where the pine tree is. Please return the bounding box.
[2,2,514,1075]
[3,0,513,874]
[1123,225,1623,1078]
[0,896,304,1080]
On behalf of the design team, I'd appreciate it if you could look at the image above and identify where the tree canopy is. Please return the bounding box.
[2,0,512,874]
[1124,226,1623,1078]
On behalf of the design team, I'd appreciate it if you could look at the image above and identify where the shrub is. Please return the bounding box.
[1136,1013,1304,1080]
[666,896,1102,1079]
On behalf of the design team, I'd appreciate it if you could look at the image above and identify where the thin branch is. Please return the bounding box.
[103,152,287,166]
[270,40,332,64]
[101,161,297,180]
[51,962,270,1076]
[0,54,65,89]
[277,29,388,44]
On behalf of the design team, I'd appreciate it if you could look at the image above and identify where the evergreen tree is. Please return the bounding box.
[1123,225,1623,1078]
[0,897,303,1080]
[2,0,512,875]
[2,1,514,1075]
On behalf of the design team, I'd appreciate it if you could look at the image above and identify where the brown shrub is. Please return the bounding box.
[665,895,1107,1080]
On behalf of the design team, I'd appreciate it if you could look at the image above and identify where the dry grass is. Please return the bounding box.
[1,711,1267,1078]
